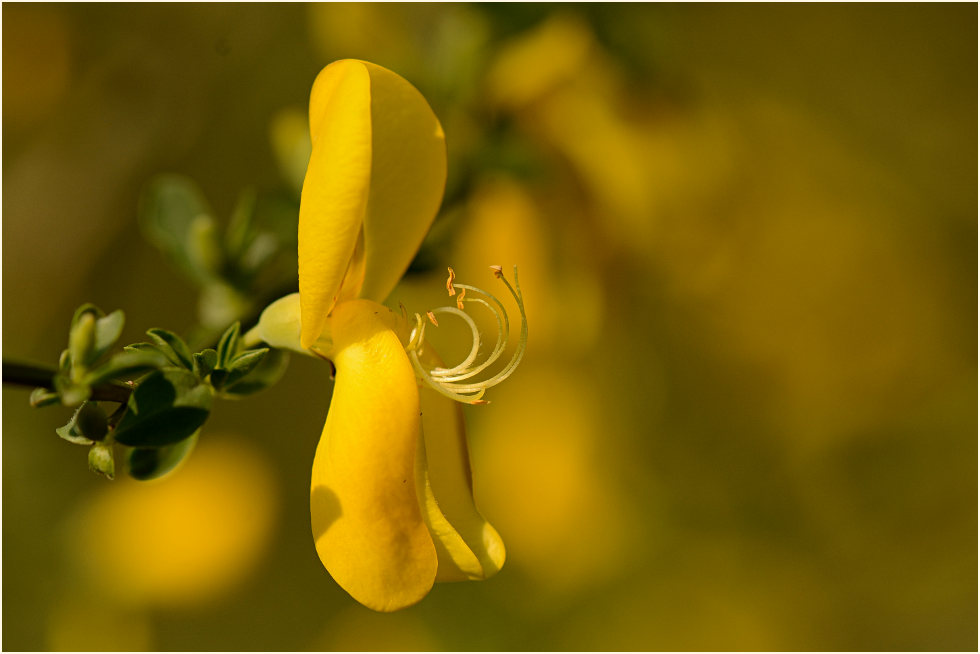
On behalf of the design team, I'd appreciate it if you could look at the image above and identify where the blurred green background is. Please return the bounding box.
[3,3,976,651]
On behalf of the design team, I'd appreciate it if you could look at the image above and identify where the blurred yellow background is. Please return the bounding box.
[3,4,976,650]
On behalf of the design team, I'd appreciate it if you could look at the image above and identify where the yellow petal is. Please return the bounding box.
[415,348,505,582]
[298,60,446,347]
[299,60,373,348]
[311,299,437,611]
[357,61,447,304]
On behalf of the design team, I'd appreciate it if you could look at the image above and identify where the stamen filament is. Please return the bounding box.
[406,265,527,405]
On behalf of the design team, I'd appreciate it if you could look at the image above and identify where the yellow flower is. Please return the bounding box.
[252,60,526,612]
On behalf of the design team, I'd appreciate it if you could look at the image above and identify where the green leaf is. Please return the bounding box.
[30,387,61,408]
[230,348,268,375]
[58,348,71,372]
[185,213,223,278]
[138,175,214,281]
[84,349,168,386]
[240,232,279,273]
[126,430,199,481]
[113,369,212,447]
[225,187,257,259]
[216,322,242,368]
[221,348,290,397]
[54,373,91,407]
[69,312,97,371]
[213,348,267,391]
[56,401,97,445]
[146,328,195,371]
[71,303,105,327]
[92,310,125,361]
[194,349,218,377]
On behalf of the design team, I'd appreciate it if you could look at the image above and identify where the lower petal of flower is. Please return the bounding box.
[415,347,506,582]
[310,299,437,612]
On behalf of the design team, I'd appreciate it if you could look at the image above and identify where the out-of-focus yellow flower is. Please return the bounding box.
[486,13,660,250]
[67,436,277,608]
[253,60,526,612]
[475,365,638,601]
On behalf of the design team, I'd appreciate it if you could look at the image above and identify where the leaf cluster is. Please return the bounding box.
[33,306,288,481]
[138,175,298,341]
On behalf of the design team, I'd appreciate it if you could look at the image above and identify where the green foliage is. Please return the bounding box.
[209,321,285,396]
[125,430,199,481]
[113,369,212,447]
[31,303,289,481]
[218,348,290,398]
[137,175,297,335]
[55,402,98,446]
[84,350,169,386]
[147,328,196,371]
[29,387,61,408]
[138,174,214,283]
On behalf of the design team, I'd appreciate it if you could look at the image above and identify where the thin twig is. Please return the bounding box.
[2,360,132,403]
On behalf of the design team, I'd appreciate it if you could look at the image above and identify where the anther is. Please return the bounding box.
[446,267,456,296]
[426,311,439,327]
[490,265,503,278]
[456,287,466,310]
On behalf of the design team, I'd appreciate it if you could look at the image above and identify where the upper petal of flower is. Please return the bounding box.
[299,60,372,349]
[355,61,446,305]
[299,60,446,348]
[310,299,438,612]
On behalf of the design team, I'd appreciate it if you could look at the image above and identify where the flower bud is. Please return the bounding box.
[88,443,115,480]
[69,312,96,379]
[76,402,108,441]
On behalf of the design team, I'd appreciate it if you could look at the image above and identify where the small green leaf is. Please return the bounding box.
[125,342,168,355]
[71,303,105,328]
[113,369,212,447]
[85,349,168,386]
[225,187,257,260]
[240,232,278,273]
[147,329,195,371]
[30,387,61,408]
[186,213,223,278]
[230,348,268,375]
[58,348,71,372]
[54,373,91,407]
[126,431,199,481]
[92,310,125,361]
[194,349,218,377]
[56,401,96,445]
[213,348,267,391]
[69,312,97,372]
[221,348,290,397]
[216,322,242,368]
[138,175,214,281]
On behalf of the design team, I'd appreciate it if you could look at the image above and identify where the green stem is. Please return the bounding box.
[2,359,131,403]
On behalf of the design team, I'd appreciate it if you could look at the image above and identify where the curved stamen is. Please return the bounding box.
[427,306,482,376]
[406,265,527,405]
